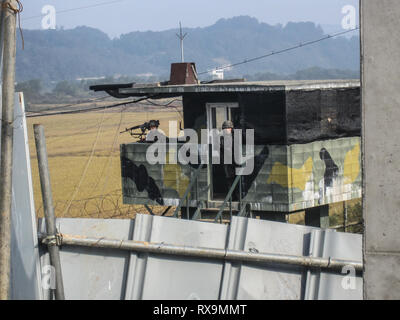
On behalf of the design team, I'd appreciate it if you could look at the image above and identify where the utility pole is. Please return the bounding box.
[0,3,6,72]
[0,0,18,300]
[176,22,187,63]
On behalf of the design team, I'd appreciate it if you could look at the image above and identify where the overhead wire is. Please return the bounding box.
[91,104,126,196]
[61,104,108,216]
[25,95,111,114]
[197,26,360,76]
[42,110,124,146]
[142,98,183,120]
[22,0,128,21]
[26,96,153,118]
[31,98,182,147]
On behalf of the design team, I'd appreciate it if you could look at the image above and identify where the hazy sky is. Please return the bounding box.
[22,0,360,38]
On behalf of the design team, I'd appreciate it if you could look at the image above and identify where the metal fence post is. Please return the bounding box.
[34,124,65,300]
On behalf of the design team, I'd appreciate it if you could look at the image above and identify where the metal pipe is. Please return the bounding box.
[214,174,241,222]
[38,233,363,273]
[0,0,17,300]
[238,203,247,217]
[186,196,189,219]
[34,125,65,300]
[173,164,203,217]
[239,175,242,211]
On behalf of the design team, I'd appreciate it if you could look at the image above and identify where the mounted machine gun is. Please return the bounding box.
[120,120,160,142]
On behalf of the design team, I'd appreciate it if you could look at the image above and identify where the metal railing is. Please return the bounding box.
[214,175,243,222]
[172,164,205,218]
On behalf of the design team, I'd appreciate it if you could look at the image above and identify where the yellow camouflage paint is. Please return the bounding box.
[343,143,360,184]
[267,157,313,190]
[163,148,190,198]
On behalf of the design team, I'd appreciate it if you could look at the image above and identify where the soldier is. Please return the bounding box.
[222,120,234,135]
[147,119,159,134]
[146,120,168,143]
[220,120,239,200]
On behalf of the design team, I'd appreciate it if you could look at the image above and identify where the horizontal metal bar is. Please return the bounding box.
[38,233,363,272]
[330,221,363,230]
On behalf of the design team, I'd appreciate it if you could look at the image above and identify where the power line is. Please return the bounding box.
[98,111,125,200]
[91,105,126,195]
[26,96,153,118]
[25,95,110,114]
[145,98,182,107]
[61,105,108,216]
[26,95,182,118]
[144,99,183,120]
[44,111,122,146]
[197,27,360,76]
[22,0,129,21]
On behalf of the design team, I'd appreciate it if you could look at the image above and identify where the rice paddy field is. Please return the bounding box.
[26,99,362,232]
[27,100,182,219]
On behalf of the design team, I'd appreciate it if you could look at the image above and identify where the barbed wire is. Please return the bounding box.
[61,105,108,216]
[35,189,174,219]
[90,105,125,196]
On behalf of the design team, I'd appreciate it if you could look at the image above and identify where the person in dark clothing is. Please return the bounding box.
[220,120,240,200]
[145,120,169,143]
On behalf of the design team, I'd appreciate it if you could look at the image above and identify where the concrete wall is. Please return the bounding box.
[361,0,400,299]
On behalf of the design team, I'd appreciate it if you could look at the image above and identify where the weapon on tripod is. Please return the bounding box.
[120,120,160,142]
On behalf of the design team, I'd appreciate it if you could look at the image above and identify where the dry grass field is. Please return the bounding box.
[27,101,182,219]
[26,100,361,231]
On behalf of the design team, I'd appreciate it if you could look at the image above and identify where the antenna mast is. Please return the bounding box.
[176,22,187,62]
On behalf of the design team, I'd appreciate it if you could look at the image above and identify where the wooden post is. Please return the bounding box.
[0,0,17,300]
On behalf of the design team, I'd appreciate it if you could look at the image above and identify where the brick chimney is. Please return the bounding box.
[169,63,199,85]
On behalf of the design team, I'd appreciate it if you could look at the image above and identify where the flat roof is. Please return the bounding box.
[90,79,360,98]
[117,79,360,96]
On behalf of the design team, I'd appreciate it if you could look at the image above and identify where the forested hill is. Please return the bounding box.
[16,16,359,82]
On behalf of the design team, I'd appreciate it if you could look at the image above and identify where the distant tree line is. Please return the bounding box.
[16,66,359,107]
[15,16,360,83]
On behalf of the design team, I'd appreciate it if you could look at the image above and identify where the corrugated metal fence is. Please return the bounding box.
[38,214,362,300]
[7,91,362,300]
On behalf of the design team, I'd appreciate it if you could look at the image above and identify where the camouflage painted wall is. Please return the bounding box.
[243,136,361,212]
[121,143,209,207]
[120,137,361,212]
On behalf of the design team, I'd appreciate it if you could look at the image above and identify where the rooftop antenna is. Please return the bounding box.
[176,22,187,62]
